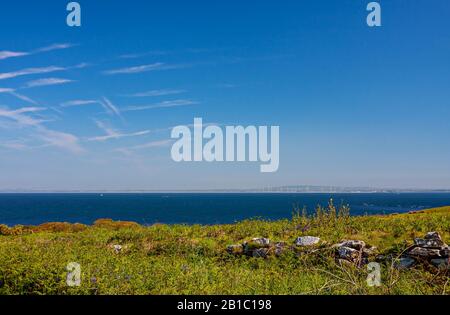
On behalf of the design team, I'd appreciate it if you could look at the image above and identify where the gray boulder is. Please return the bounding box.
[431,258,450,270]
[440,246,450,258]
[336,246,360,262]
[335,240,366,250]
[294,236,320,246]
[274,242,287,256]
[242,238,271,256]
[244,238,270,249]
[414,232,446,248]
[252,248,270,258]
[395,257,416,270]
[407,247,442,259]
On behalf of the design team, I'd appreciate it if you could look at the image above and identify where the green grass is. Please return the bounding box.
[0,203,449,295]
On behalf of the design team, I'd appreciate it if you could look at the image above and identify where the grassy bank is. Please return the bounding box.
[0,203,449,295]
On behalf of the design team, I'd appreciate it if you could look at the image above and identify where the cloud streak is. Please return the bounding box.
[10,91,38,105]
[0,141,30,150]
[0,62,88,81]
[103,62,188,75]
[118,50,168,59]
[0,106,83,153]
[123,99,198,112]
[0,106,47,126]
[35,43,76,53]
[24,78,74,88]
[114,139,173,156]
[0,43,75,61]
[100,97,122,117]
[0,66,66,80]
[60,100,100,107]
[88,120,150,142]
[60,98,124,118]
[0,51,28,60]
[124,89,186,98]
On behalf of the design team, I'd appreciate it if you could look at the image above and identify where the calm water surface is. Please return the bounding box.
[0,193,449,226]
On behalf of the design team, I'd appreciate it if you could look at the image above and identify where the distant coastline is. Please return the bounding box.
[1,186,450,194]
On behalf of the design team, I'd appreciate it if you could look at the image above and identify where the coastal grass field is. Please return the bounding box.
[0,203,449,295]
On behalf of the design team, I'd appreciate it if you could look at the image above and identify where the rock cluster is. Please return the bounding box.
[295,236,321,246]
[108,244,123,254]
[227,236,322,258]
[227,238,288,258]
[226,232,449,272]
[397,232,449,270]
[332,240,376,267]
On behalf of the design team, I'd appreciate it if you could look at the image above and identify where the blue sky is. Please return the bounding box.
[0,0,449,191]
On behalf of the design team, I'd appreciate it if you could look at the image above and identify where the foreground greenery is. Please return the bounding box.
[0,202,449,295]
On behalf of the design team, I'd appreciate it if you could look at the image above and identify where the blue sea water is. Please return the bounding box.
[0,193,449,226]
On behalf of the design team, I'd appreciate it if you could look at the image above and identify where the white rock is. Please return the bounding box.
[294,236,320,246]
[113,245,122,254]
[336,240,366,250]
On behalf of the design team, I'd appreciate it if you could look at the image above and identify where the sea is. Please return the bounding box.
[0,193,449,226]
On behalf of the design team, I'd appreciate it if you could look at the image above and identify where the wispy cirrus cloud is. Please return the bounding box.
[0,66,66,80]
[129,139,173,150]
[10,91,38,105]
[35,43,76,53]
[0,106,47,126]
[123,89,186,98]
[100,97,122,117]
[0,43,76,61]
[103,62,188,75]
[88,120,150,142]
[114,139,173,156]
[0,141,30,151]
[60,100,100,107]
[37,128,84,154]
[0,51,28,60]
[24,78,74,88]
[118,50,168,59]
[60,98,123,118]
[0,106,83,153]
[123,99,198,112]
[0,87,38,105]
[0,63,88,81]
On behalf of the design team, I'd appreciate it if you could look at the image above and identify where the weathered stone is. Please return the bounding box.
[335,240,366,250]
[113,244,122,254]
[294,236,320,246]
[431,258,450,270]
[274,242,287,256]
[227,244,244,255]
[414,232,445,248]
[246,238,270,248]
[243,238,270,253]
[395,257,416,270]
[425,232,443,241]
[407,247,442,259]
[336,246,360,262]
[363,246,377,256]
[440,247,450,258]
[252,248,270,258]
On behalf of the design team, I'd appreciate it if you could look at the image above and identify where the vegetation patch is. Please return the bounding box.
[0,203,449,295]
